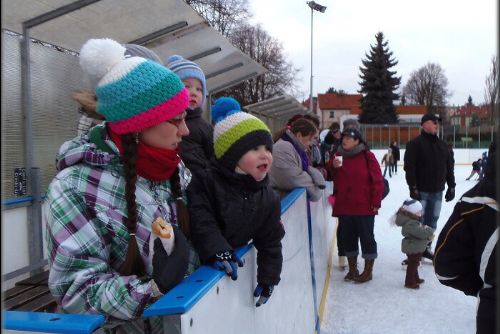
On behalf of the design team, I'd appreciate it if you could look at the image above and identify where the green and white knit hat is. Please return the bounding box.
[79,38,188,135]
[212,97,273,170]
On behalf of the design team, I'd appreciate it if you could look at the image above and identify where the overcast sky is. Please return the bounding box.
[249,0,498,106]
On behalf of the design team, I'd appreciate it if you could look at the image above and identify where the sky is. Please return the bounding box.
[249,0,498,106]
[322,165,478,333]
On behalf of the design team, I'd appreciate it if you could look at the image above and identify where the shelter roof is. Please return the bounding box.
[244,94,308,122]
[2,0,266,94]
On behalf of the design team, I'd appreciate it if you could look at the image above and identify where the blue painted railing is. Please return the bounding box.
[3,188,314,333]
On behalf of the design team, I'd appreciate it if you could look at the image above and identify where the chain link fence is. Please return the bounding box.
[360,123,497,149]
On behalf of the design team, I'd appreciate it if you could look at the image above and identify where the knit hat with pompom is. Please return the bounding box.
[212,97,273,170]
[79,38,188,134]
[401,198,423,217]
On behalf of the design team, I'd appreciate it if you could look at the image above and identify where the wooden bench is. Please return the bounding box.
[3,270,58,312]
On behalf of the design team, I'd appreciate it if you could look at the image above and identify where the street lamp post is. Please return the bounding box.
[306,1,326,114]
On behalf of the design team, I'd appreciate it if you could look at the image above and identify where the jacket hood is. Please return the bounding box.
[395,213,416,227]
[56,123,119,171]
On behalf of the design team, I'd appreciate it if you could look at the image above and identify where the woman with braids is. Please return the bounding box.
[45,38,197,332]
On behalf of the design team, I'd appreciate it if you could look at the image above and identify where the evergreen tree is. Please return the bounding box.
[326,87,346,95]
[358,32,401,124]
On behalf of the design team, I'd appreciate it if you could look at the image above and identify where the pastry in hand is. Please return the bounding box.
[150,217,175,256]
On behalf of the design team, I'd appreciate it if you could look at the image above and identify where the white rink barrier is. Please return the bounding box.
[3,186,337,334]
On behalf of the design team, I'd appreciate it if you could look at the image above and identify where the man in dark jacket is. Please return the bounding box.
[390,141,400,174]
[434,141,497,334]
[403,113,455,260]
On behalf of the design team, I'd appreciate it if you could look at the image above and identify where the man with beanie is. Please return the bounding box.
[166,54,214,175]
[403,113,455,261]
[434,141,497,334]
[343,118,361,130]
[186,97,285,307]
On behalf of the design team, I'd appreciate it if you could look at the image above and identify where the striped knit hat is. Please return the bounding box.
[79,38,188,135]
[166,55,206,105]
[212,97,273,170]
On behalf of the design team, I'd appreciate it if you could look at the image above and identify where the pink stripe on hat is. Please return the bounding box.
[109,88,189,134]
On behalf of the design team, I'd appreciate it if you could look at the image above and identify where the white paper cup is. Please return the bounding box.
[336,156,343,167]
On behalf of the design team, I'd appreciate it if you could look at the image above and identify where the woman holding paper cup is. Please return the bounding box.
[326,127,384,284]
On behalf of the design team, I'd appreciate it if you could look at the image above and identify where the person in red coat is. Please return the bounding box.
[327,127,384,283]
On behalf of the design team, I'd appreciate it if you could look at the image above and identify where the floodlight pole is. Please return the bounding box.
[307,1,326,114]
[309,6,314,114]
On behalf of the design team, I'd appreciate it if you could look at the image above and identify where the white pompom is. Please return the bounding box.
[79,38,126,83]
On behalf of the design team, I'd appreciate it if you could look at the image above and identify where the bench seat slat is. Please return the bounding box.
[15,270,50,286]
[4,285,37,300]
[4,286,51,310]
[16,292,58,312]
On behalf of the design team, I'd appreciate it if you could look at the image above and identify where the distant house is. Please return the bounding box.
[450,104,492,127]
[304,93,428,129]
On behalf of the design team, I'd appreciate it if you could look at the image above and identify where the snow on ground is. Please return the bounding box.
[322,165,478,334]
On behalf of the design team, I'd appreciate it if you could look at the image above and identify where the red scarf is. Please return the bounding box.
[109,128,180,182]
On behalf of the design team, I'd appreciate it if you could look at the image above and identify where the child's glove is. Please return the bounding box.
[327,194,336,208]
[254,284,274,307]
[211,250,244,280]
[423,225,435,241]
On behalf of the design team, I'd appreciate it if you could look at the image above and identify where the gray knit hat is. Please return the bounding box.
[124,44,162,64]
[343,118,360,130]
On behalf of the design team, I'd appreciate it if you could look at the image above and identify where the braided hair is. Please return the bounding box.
[119,133,146,277]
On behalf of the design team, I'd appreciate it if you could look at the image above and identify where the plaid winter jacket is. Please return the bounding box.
[45,124,193,320]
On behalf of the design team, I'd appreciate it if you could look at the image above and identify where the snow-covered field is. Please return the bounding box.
[322,165,478,334]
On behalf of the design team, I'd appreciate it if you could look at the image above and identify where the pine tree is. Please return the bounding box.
[358,32,401,124]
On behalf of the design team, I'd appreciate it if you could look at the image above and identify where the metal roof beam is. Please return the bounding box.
[245,95,287,109]
[23,0,102,29]
[206,62,244,80]
[128,21,189,45]
[189,47,222,61]
[248,100,295,113]
[268,107,304,117]
[210,72,259,94]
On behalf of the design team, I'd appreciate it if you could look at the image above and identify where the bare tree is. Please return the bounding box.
[402,62,450,112]
[215,23,301,105]
[185,0,251,37]
[484,55,499,124]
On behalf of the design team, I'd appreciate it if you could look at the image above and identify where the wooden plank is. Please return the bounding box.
[4,285,37,300]
[15,270,49,286]
[15,292,57,312]
[3,286,50,310]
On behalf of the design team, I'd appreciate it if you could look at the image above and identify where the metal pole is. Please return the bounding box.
[309,8,313,114]
[22,26,43,275]
[479,124,481,148]
[453,126,455,148]
[465,117,468,149]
